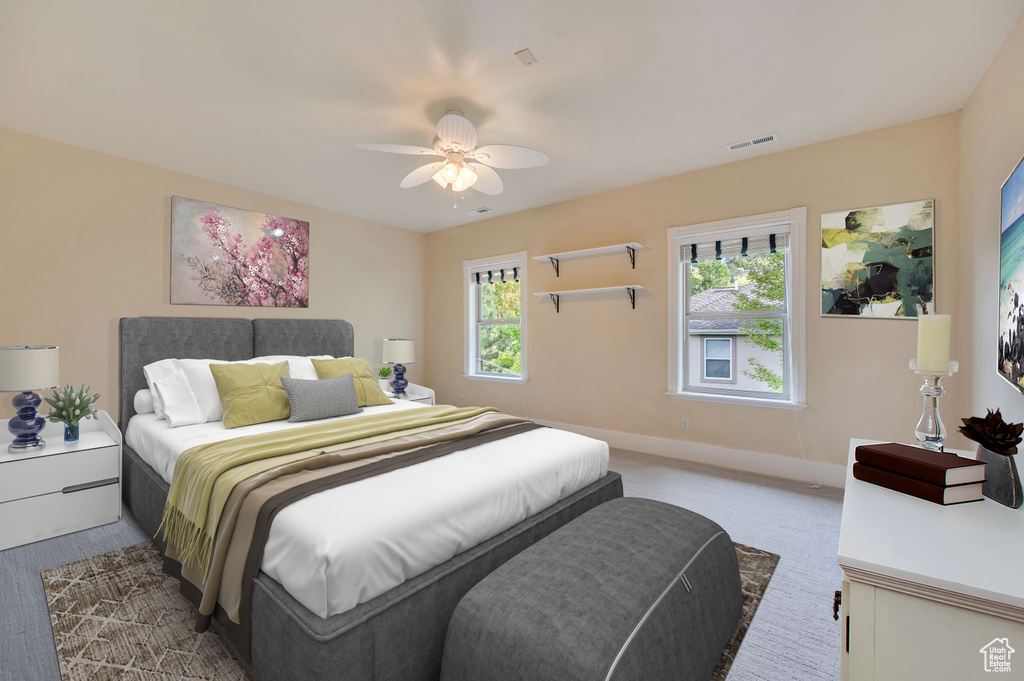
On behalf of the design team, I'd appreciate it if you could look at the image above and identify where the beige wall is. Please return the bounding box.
[0,127,426,422]
[425,113,961,468]
[959,12,1024,426]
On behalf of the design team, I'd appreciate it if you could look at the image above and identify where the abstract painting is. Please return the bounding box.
[820,199,934,318]
[171,197,309,307]
[998,154,1024,392]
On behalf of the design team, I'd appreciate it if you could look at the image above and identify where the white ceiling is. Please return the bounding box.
[2,0,1022,233]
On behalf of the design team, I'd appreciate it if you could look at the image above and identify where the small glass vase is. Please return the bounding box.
[64,422,80,444]
[977,446,1022,509]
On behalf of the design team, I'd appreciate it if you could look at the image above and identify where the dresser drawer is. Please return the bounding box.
[0,445,119,503]
[0,481,120,550]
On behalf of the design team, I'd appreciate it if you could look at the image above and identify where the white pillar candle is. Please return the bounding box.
[916,314,951,373]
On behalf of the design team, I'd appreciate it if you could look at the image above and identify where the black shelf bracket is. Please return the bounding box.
[627,287,636,309]
[548,257,560,277]
[548,293,560,313]
[626,246,636,269]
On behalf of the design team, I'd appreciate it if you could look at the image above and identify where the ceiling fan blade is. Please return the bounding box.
[400,161,445,188]
[436,111,478,152]
[469,144,549,169]
[356,143,444,156]
[467,163,504,196]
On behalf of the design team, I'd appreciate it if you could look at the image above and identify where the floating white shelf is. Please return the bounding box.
[533,242,644,276]
[533,285,645,313]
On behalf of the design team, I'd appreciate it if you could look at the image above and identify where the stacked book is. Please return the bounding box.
[853,442,987,505]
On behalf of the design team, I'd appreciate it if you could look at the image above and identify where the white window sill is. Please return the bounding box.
[463,374,527,384]
[666,391,807,410]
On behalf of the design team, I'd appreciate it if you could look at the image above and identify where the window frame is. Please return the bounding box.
[463,251,528,383]
[700,336,736,384]
[667,208,806,409]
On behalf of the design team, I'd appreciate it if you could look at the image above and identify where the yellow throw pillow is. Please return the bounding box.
[210,361,291,429]
[312,357,393,407]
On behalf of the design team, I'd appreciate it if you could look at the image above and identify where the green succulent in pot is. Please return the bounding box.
[377,366,392,379]
[958,409,1024,455]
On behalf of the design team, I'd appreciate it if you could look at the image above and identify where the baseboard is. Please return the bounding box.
[534,419,847,489]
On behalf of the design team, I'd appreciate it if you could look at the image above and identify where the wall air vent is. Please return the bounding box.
[466,207,492,215]
[727,133,778,152]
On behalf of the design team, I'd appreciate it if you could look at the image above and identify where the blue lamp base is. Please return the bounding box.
[8,390,46,453]
[389,363,409,397]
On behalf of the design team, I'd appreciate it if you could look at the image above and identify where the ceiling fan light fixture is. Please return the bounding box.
[441,162,460,183]
[358,112,545,201]
[458,165,477,188]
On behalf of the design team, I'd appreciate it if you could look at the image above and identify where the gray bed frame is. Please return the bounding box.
[118,317,623,681]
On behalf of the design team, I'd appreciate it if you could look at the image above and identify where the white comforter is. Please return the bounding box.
[125,402,608,618]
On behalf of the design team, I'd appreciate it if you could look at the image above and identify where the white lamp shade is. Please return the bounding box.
[0,346,60,391]
[383,339,415,364]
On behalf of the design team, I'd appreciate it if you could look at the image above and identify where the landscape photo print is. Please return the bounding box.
[999,153,1024,392]
[171,197,309,307]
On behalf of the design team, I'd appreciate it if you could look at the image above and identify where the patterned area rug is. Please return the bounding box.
[711,542,782,681]
[43,540,778,680]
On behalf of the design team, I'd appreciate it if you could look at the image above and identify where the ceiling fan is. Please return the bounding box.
[356,110,549,199]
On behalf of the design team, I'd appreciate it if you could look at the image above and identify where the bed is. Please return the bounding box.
[118,317,623,681]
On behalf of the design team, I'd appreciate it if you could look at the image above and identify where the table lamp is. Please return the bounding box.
[383,339,415,398]
[0,346,60,453]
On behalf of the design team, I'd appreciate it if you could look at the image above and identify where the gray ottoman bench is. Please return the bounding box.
[440,497,742,681]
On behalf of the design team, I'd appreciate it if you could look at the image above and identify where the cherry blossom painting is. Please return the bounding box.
[171,197,309,307]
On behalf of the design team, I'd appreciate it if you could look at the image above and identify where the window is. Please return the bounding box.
[702,337,734,382]
[667,208,806,408]
[463,252,527,382]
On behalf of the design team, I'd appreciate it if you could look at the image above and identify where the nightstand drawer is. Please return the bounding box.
[0,445,119,504]
[0,481,119,550]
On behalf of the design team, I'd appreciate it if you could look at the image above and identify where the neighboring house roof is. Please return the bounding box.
[689,284,752,331]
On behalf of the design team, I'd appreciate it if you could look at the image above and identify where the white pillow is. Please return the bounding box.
[176,359,228,423]
[142,359,178,419]
[134,389,155,415]
[151,369,204,428]
[251,355,333,381]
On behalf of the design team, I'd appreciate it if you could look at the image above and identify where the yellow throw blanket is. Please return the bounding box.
[158,405,497,576]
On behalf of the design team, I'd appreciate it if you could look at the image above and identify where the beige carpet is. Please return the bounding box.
[43,540,778,680]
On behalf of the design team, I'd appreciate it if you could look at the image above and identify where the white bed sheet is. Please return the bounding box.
[125,404,608,618]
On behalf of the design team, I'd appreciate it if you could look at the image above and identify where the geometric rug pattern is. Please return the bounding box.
[42,542,248,681]
[711,542,781,681]
[43,540,779,680]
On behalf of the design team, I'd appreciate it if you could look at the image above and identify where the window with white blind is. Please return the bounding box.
[463,252,527,382]
[667,208,806,408]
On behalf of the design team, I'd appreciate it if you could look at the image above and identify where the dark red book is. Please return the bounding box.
[853,462,983,505]
[854,442,986,486]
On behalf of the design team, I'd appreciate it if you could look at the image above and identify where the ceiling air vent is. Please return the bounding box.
[466,207,492,216]
[727,133,778,152]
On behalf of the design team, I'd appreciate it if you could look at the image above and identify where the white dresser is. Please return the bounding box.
[0,411,121,550]
[839,439,1024,680]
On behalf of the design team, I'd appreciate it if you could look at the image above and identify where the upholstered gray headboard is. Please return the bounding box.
[252,319,354,358]
[118,317,355,431]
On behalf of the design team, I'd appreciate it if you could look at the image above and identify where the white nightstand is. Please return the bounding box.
[839,438,1024,680]
[387,383,435,406]
[0,410,121,551]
